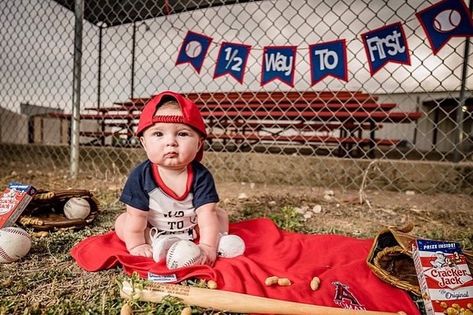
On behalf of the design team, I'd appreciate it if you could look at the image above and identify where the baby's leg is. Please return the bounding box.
[114,213,151,244]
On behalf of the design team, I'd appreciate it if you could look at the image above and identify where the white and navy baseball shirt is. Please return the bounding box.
[120,160,219,239]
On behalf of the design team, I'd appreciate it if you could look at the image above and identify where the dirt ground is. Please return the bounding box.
[217,181,473,242]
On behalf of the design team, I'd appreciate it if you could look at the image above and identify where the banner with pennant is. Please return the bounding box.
[416,0,473,55]
[175,0,471,83]
[309,39,348,86]
[214,42,251,84]
[361,22,411,76]
[176,31,213,73]
[261,46,297,87]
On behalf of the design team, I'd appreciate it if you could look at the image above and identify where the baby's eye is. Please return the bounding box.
[177,131,190,137]
[152,131,163,137]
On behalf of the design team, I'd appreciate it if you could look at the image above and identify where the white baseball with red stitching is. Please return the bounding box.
[218,234,245,258]
[63,197,91,220]
[166,240,203,270]
[0,227,31,263]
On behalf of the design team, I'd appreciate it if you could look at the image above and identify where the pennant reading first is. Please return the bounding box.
[214,42,251,84]
[309,39,348,86]
[361,22,410,76]
[261,46,297,87]
[176,31,213,73]
[416,0,473,55]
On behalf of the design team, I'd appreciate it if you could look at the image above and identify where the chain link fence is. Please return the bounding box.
[0,0,472,193]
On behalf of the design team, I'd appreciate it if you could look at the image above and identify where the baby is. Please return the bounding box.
[115,91,229,266]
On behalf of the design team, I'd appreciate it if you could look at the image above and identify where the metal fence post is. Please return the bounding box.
[453,0,472,163]
[70,0,84,178]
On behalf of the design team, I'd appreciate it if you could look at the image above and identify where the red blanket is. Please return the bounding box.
[71,218,419,313]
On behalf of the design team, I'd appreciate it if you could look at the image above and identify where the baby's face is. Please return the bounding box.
[140,106,202,169]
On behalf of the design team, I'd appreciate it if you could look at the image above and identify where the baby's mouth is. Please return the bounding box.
[164,152,178,158]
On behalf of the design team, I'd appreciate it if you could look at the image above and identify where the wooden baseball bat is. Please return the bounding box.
[120,280,405,315]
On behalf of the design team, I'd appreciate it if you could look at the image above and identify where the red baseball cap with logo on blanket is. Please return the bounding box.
[136,91,207,161]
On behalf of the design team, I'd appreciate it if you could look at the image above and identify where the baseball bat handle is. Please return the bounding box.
[120,280,404,315]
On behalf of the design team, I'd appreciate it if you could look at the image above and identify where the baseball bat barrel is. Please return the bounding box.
[120,280,404,315]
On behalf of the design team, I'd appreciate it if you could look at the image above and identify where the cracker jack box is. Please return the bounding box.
[412,239,473,315]
[0,182,37,228]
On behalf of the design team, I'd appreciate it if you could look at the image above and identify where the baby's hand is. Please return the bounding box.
[198,243,217,266]
[129,243,152,258]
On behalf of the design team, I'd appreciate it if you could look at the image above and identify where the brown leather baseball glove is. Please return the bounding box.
[367,225,473,296]
[18,189,99,231]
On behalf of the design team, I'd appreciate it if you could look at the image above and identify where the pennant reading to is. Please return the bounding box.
[361,22,410,76]
[309,39,348,86]
[261,46,297,87]
[214,42,251,84]
[176,31,213,73]
[416,0,473,55]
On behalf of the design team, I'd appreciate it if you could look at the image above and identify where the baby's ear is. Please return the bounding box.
[198,137,204,149]
[139,136,147,149]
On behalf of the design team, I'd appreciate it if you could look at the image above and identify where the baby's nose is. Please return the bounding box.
[165,135,178,146]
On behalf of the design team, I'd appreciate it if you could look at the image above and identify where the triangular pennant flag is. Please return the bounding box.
[261,46,297,87]
[416,0,473,54]
[361,22,411,76]
[176,31,213,73]
[309,39,348,86]
[214,42,251,84]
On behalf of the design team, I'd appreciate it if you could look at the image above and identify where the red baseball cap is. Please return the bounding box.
[136,91,207,161]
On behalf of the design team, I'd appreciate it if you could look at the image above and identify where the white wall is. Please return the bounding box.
[0,107,28,144]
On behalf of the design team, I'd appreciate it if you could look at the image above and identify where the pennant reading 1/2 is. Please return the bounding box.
[261,46,297,87]
[176,31,213,74]
[309,39,348,86]
[416,0,473,55]
[214,42,251,84]
[361,22,410,76]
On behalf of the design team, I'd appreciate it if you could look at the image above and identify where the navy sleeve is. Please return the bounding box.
[191,161,219,209]
[119,161,152,211]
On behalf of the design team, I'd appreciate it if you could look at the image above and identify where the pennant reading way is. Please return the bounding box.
[309,39,348,86]
[176,31,213,73]
[416,0,473,55]
[261,46,297,87]
[214,42,251,84]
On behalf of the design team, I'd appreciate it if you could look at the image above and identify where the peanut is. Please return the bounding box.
[277,278,292,286]
[120,302,133,315]
[445,307,458,315]
[310,276,320,291]
[264,276,279,286]
[207,280,218,289]
[181,307,192,315]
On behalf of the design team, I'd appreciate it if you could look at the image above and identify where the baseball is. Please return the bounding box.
[0,227,32,263]
[218,234,245,258]
[63,197,91,220]
[166,240,203,270]
[185,40,202,58]
[433,9,461,33]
